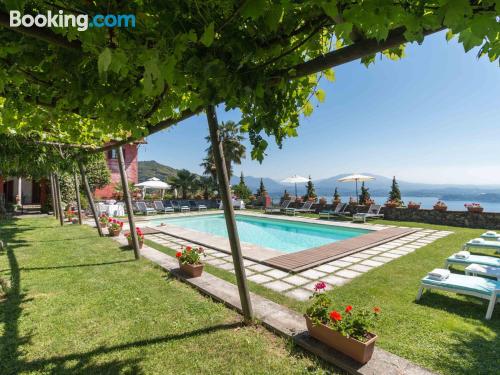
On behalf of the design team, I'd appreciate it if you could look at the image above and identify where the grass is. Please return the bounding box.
[0,217,341,374]
[147,217,499,375]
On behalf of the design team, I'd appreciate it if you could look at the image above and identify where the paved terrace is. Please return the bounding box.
[125,211,453,301]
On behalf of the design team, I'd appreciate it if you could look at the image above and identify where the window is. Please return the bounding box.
[107,149,125,160]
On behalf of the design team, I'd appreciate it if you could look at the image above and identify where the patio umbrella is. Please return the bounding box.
[135,177,171,198]
[281,175,309,197]
[337,174,375,203]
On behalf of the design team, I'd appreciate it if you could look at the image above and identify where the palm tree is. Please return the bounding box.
[199,176,218,199]
[169,169,198,199]
[201,121,246,180]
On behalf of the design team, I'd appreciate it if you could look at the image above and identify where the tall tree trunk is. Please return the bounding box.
[206,105,253,322]
[78,161,103,237]
[53,173,64,226]
[117,146,140,260]
[73,172,83,224]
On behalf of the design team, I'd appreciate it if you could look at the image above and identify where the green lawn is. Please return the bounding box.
[147,218,499,375]
[0,217,339,374]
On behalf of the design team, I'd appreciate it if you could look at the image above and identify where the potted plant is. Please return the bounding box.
[319,197,327,206]
[305,282,380,364]
[98,213,109,228]
[407,201,421,210]
[107,218,124,236]
[433,201,448,212]
[384,199,400,208]
[65,210,76,222]
[125,227,144,249]
[176,245,205,277]
[465,203,483,213]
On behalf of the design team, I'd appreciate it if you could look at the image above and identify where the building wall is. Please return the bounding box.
[94,144,139,199]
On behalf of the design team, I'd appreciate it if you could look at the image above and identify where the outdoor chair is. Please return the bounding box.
[319,203,347,220]
[352,204,383,223]
[416,271,500,319]
[154,200,174,214]
[445,251,500,269]
[285,200,315,216]
[171,200,190,213]
[265,199,290,214]
[189,200,207,211]
[465,264,500,281]
[463,238,500,254]
[136,201,157,215]
[480,231,500,240]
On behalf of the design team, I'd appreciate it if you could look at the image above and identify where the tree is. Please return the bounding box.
[304,176,317,201]
[169,169,198,199]
[256,178,267,197]
[233,172,251,200]
[333,187,341,202]
[202,121,246,179]
[59,153,111,204]
[358,182,371,205]
[2,1,496,159]
[388,176,402,205]
[199,176,217,200]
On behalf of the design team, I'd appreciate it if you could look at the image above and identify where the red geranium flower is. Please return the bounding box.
[186,246,192,252]
[373,306,381,314]
[329,310,342,322]
[345,305,352,313]
[176,252,182,258]
[108,218,112,222]
[314,281,326,292]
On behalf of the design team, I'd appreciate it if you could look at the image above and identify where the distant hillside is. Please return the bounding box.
[138,161,179,182]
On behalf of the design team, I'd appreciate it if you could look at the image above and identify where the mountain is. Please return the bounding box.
[139,161,500,201]
[138,161,180,182]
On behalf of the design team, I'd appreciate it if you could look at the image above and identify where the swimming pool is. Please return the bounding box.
[149,214,371,253]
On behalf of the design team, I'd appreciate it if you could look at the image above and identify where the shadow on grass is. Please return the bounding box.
[19,259,135,272]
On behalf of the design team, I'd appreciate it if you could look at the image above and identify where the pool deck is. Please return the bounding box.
[143,210,415,271]
[264,226,417,272]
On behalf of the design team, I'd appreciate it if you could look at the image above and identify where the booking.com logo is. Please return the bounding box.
[9,10,136,31]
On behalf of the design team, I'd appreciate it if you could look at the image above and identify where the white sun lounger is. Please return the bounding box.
[464,238,500,253]
[352,204,383,223]
[417,271,500,319]
[445,253,500,268]
[480,231,500,240]
[465,264,500,281]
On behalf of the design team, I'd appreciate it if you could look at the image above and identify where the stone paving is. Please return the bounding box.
[146,227,453,301]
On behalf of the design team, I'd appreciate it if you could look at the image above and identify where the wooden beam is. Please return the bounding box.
[49,173,57,219]
[78,161,104,237]
[206,105,253,322]
[73,171,83,225]
[116,146,140,260]
[53,173,64,226]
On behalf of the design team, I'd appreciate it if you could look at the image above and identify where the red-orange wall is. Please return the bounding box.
[94,144,139,199]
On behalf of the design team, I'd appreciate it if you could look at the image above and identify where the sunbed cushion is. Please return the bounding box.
[421,273,500,296]
[448,254,500,267]
[466,239,500,247]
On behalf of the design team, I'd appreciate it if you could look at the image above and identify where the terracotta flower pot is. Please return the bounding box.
[99,222,107,228]
[108,228,122,237]
[304,316,377,364]
[467,207,483,213]
[385,203,398,209]
[127,237,144,249]
[179,261,204,278]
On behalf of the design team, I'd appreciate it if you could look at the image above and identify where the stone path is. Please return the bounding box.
[145,228,452,301]
[134,242,436,375]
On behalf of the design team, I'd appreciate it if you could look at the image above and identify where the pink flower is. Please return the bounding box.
[314,281,326,292]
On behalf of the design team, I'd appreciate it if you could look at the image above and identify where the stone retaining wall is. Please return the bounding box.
[383,207,500,229]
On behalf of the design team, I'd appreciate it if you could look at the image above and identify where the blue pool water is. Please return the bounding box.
[149,214,371,253]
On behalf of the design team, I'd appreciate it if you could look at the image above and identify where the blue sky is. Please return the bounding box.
[139,31,500,185]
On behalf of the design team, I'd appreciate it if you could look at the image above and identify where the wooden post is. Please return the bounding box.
[53,173,64,226]
[206,105,253,322]
[50,173,58,219]
[117,146,140,260]
[78,161,104,237]
[73,172,83,224]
